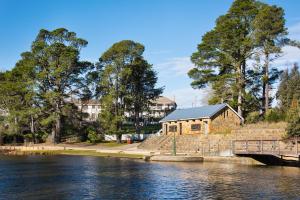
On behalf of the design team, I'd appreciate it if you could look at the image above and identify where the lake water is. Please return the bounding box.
[0,155,299,200]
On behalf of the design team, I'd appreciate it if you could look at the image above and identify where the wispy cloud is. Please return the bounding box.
[155,57,194,76]
[272,46,300,68]
[147,50,172,55]
[164,87,212,109]
[288,22,300,40]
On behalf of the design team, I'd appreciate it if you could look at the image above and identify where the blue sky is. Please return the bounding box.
[0,0,300,107]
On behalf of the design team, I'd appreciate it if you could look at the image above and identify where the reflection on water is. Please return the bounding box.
[0,155,299,200]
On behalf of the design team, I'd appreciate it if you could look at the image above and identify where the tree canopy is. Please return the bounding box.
[189,0,291,119]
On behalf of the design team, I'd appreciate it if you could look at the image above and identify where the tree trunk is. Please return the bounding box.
[262,80,266,115]
[52,115,61,144]
[116,134,122,143]
[134,108,141,135]
[0,133,3,145]
[30,115,36,144]
[237,63,244,118]
[264,52,270,115]
[55,115,61,143]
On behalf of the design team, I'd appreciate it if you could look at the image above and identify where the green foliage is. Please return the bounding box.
[87,130,99,144]
[30,28,92,143]
[245,112,261,124]
[189,0,259,117]
[286,101,300,137]
[264,109,285,123]
[277,64,300,112]
[97,40,162,142]
[0,28,93,144]
[189,0,290,119]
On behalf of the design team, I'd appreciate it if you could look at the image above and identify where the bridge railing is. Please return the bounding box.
[233,138,300,157]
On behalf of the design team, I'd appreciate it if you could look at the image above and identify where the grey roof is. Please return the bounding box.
[160,103,229,122]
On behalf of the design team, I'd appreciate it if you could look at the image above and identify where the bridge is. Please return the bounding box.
[233,138,300,166]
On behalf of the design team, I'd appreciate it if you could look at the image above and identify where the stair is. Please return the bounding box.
[137,135,171,150]
[138,134,202,154]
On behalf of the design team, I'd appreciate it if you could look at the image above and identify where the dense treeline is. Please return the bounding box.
[0,29,162,144]
[1,0,300,143]
[188,0,300,135]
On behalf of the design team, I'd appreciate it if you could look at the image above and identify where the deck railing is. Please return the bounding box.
[233,138,300,158]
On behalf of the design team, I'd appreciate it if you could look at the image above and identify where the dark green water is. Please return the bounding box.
[0,155,299,200]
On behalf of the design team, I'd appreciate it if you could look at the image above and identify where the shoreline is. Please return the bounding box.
[0,149,145,159]
[0,147,265,166]
[1,145,298,167]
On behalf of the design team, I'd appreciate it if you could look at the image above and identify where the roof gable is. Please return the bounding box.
[160,103,242,122]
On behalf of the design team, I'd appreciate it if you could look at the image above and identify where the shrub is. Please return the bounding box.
[286,107,300,137]
[265,109,285,123]
[36,131,49,143]
[87,129,99,144]
[245,111,261,123]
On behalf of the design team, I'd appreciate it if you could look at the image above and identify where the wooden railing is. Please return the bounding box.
[233,138,300,158]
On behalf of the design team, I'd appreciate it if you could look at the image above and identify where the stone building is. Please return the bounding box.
[160,103,243,135]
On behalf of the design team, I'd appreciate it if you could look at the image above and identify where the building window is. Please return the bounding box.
[223,111,226,118]
[191,124,201,131]
[92,105,95,109]
[169,125,177,132]
[91,113,96,119]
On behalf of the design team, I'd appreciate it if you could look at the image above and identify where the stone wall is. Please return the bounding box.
[162,107,242,135]
[210,107,241,134]
[162,119,208,135]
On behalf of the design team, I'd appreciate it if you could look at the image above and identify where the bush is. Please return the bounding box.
[36,131,49,143]
[265,109,285,123]
[286,107,300,137]
[246,112,261,123]
[87,129,99,144]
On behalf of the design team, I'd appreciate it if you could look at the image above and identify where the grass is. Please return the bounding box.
[98,141,128,148]
[22,149,144,159]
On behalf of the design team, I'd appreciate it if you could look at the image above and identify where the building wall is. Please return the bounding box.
[162,107,242,135]
[76,104,101,121]
[210,107,241,133]
[162,118,210,135]
[74,96,176,123]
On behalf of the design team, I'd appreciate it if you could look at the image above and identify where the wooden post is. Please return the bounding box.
[231,140,234,155]
[296,136,298,155]
[208,141,210,156]
[278,140,280,156]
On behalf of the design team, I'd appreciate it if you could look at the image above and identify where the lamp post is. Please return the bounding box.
[172,132,176,156]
